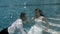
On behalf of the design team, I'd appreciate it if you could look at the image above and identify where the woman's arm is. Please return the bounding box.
[24,17,35,25]
[27,17,35,22]
[42,17,50,29]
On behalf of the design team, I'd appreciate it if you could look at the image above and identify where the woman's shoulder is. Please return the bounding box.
[40,16,45,19]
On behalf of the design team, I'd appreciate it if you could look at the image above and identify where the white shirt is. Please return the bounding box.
[8,19,26,34]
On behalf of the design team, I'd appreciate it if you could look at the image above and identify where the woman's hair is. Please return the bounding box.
[35,8,44,16]
[20,12,26,19]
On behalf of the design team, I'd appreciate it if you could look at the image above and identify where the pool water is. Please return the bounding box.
[0,0,60,34]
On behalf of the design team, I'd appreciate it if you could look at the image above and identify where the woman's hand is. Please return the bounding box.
[44,28,48,32]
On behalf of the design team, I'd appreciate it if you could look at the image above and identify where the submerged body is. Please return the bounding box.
[28,17,47,34]
[8,19,26,34]
[28,8,49,34]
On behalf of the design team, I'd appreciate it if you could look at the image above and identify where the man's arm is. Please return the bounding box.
[17,19,27,34]
[8,23,16,34]
[18,24,26,34]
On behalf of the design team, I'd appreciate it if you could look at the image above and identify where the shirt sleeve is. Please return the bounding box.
[17,24,26,34]
[8,19,26,34]
[8,19,20,34]
[8,23,16,34]
[17,19,26,34]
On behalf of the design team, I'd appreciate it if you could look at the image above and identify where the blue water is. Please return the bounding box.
[0,0,60,34]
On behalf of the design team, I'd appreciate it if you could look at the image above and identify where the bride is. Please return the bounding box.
[28,8,50,34]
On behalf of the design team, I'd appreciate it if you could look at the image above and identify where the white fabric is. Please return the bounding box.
[8,19,26,34]
[28,17,46,34]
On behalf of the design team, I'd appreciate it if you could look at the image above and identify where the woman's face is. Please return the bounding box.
[35,10,40,16]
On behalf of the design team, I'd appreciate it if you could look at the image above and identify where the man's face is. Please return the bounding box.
[22,14,26,20]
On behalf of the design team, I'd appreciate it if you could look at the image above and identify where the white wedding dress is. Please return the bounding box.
[28,17,46,34]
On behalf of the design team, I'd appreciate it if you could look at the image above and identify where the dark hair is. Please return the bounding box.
[35,8,44,16]
[20,12,26,19]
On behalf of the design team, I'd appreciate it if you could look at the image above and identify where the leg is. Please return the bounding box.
[0,27,9,34]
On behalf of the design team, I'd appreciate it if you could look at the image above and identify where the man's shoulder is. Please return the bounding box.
[17,19,22,21]
[12,19,22,25]
[16,19,22,24]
